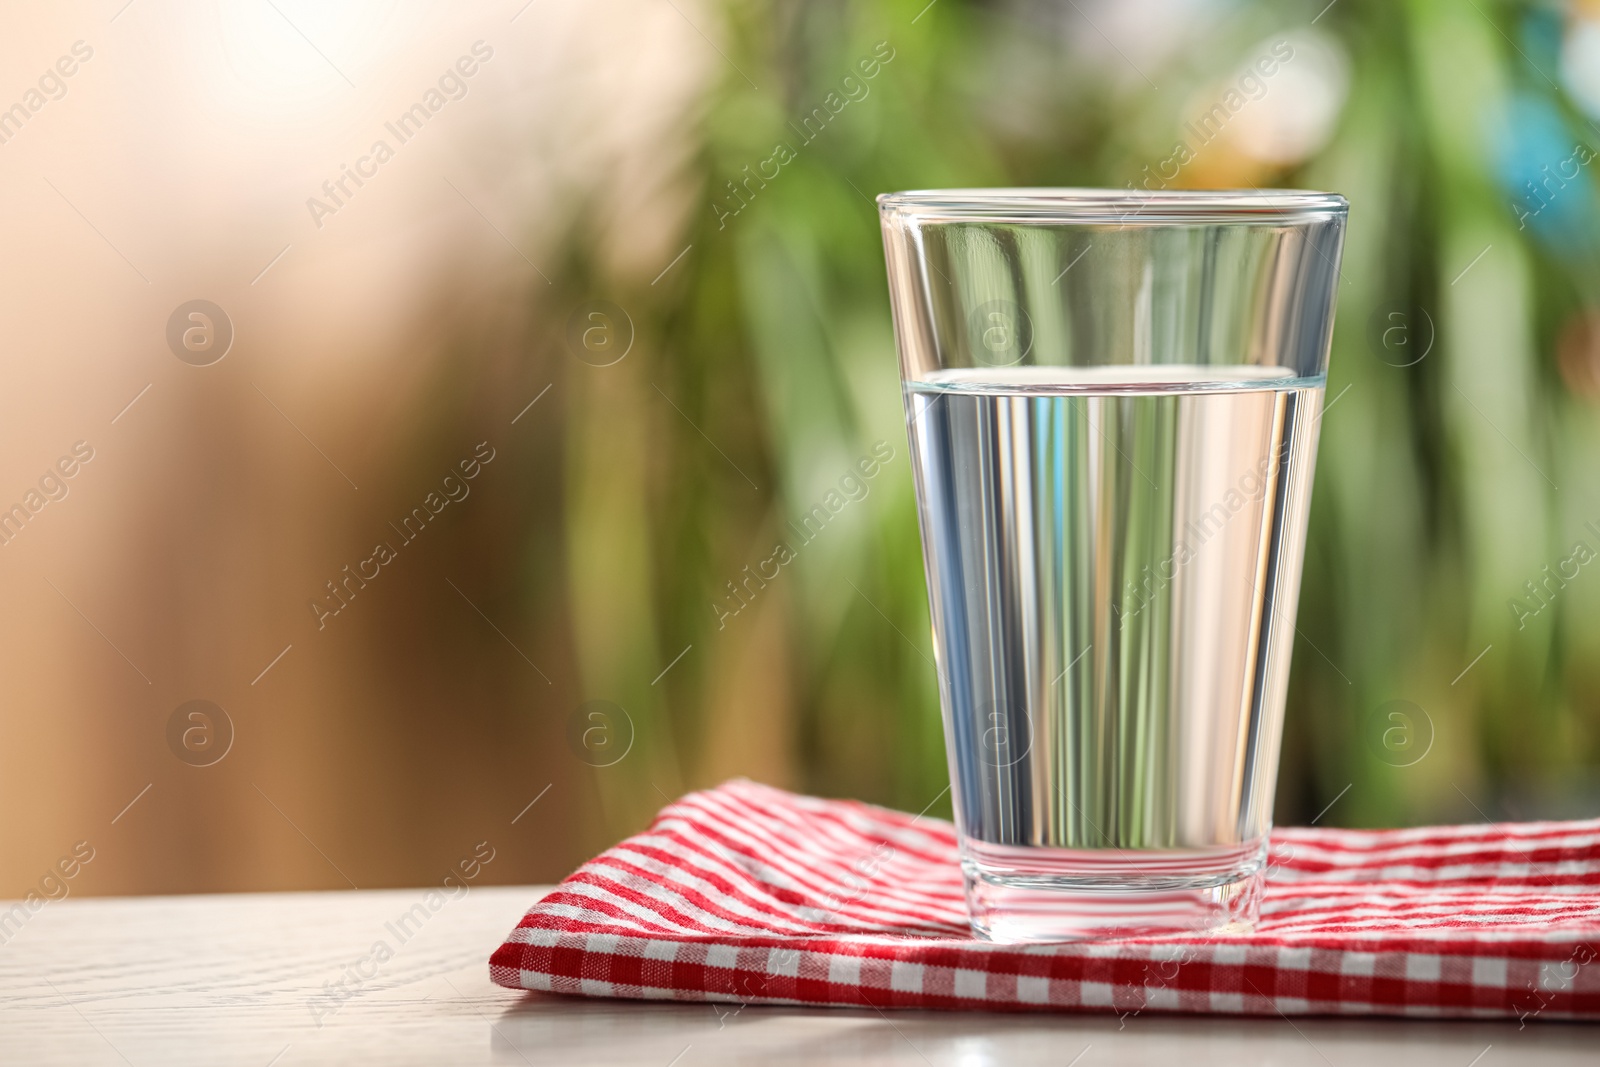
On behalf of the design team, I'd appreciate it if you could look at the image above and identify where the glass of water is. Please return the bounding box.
[879,189,1348,941]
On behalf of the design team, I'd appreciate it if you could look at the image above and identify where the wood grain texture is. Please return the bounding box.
[0,886,1592,1065]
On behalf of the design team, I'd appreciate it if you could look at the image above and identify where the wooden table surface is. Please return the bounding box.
[0,885,1593,1066]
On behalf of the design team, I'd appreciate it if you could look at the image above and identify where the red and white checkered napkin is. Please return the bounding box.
[489,779,1600,1019]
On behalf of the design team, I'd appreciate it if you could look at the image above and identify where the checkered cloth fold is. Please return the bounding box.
[489,779,1600,1019]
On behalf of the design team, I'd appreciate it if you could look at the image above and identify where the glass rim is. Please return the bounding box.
[877,187,1348,224]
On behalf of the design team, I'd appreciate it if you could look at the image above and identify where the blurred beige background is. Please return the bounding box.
[0,0,715,897]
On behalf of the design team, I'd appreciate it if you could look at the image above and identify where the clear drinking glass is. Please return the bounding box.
[879,189,1348,941]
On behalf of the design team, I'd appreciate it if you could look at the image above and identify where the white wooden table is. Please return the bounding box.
[0,886,1592,1065]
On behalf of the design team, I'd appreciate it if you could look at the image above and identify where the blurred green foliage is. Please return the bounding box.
[549,0,1600,832]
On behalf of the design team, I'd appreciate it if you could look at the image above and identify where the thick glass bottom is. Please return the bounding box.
[961,841,1266,942]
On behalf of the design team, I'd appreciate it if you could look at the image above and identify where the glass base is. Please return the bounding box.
[962,845,1265,942]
